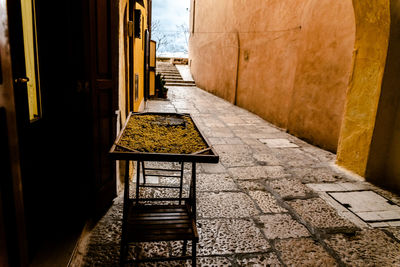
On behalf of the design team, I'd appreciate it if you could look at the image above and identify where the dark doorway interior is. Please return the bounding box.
[5,0,117,264]
[9,0,90,263]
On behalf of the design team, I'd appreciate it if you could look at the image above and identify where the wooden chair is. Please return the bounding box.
[120,160,198,266]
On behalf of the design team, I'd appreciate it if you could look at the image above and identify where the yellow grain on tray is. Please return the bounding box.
[116,114,208,154]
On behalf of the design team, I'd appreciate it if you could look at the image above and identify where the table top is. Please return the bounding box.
[109,112,219,163]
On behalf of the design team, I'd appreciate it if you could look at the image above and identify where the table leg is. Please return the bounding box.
[141,161,146,184]
[192,239,197,267]
[191,162,196,221]
[179,162,184,205]
[136,160,140,205]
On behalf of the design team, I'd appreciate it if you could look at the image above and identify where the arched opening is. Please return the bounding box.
[337,1,397,189]
[366,2,400,192]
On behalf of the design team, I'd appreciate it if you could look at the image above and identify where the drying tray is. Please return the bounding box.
[109,112,219,163]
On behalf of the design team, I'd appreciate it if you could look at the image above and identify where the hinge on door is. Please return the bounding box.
[128,21,134,37]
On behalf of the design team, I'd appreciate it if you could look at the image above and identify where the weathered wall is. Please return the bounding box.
[119,0,128,125]
[189,0,355,151]
[189,0,238,104]
[287,0,355,150]
[337,0,390,175]
[116,0,149,192]
[117,0,129,194]
[365,0,400,193]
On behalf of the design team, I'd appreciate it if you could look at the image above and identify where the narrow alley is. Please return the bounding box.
[4,1,400,266]
[74,75,400,266]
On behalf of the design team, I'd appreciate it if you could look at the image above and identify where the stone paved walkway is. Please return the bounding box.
[75,85,400,266]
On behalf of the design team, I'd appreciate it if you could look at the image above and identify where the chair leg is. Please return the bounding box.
[192,240,197,267]
[182,240,188,256]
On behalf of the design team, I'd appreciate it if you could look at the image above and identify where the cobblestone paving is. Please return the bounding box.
[76,85,400,266]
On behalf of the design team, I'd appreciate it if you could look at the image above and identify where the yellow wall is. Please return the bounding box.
[118,0,128,125]
[336,0,390,176]
[364,1,400,193]
[133,1,148,112]
[118,0,149,119]
[117,0,149,192]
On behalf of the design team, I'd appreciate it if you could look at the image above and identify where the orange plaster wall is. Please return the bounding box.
[189,0,355,152]
[118,0,128,125]
[287,0,356,151]
[189,0,237,104]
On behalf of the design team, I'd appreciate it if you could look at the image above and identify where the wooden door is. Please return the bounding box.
[144,29,150,100]
[0,1,28,266]
[87,0,117,215]
[149,40,156,96]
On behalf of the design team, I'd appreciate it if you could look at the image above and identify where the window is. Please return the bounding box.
[134,9,141,39]
[135,73,139,101]
[191,0,196,34]
[142,15,145,49]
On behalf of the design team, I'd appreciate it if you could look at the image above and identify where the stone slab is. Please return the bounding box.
[202,127,235,138]
[207,137,244,145]
[258,214,310,239]
[288,198,358,233]
[307,183,369,192]
[218,115,246,125]
[248,191,287,213]
[237,180,266,191]
[325,229,400,266]
[236,253,281,266]
[197,173,238,192]
[196,257,233,266]
[197,219,270,255]
[329,191,400,215]
[240,137,264,145]
[267,178,316,200]
[252,153,281,166]
[272,149,318,167]
[198,192,259,218]
[300,146,337,162]
[291,167,342,183]
[82,244,120,266]
[199,162,227,173]
[214,144,255,167]
[229,166,288,180]
[275,238,337,266]
[386,227,400,241]
[88,218,121,244]
[259,138,299,148]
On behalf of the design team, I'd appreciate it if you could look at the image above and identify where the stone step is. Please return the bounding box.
[165,79,194,83]
[158,71,180,75]
[164,77,184,80]
[158,70,179,73]
[159,74,182,77]
[160,74,182,77]
[166,80,195,84]
[166,83,196,87]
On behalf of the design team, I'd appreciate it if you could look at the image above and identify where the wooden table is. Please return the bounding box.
[109,112,219,266]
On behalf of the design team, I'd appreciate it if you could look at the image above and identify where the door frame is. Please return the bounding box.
[85,0,119,216]
[0,0,29,265]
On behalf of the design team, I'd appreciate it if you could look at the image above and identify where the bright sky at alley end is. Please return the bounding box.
[152,0,190,57]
